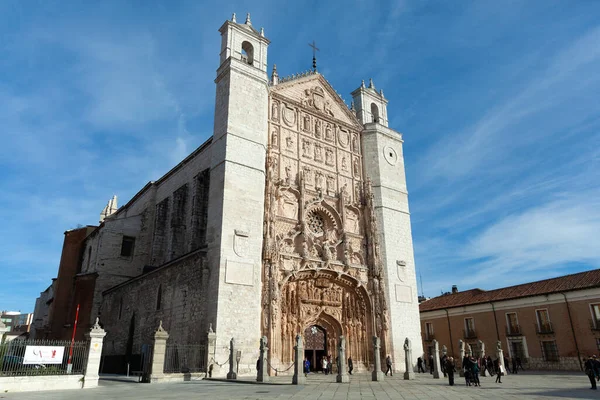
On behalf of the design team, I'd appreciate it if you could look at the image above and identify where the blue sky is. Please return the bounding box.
[1,1,599,312]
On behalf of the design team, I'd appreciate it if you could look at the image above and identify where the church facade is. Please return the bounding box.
[37,14,422,376]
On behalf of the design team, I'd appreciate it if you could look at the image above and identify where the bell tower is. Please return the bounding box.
[352,79,423,373]
[205,13,270,376]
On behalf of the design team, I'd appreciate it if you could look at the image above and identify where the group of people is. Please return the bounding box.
[584,355,600,390]
[302,355,355,376]
[416,353,522,387]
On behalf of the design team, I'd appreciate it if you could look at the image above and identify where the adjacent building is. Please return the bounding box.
[419,269,600,371]
[0,311,34,340]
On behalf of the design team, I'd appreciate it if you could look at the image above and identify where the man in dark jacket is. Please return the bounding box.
[348,357,353,375]
[385,355,393,376]
[585,357,597,390]
[446,357,456,386]
[417,356,425,373]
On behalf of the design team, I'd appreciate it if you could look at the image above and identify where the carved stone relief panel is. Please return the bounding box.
[271,100,280,122]
[338,126,350,149]
[271,126,279,149]
[282,105,296,127]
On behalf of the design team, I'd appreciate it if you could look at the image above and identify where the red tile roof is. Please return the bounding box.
[419,269,600,312]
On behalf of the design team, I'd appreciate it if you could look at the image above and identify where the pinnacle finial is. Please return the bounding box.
[260,27,264,37]
[361,80,365,88]
[369,78,375,89]
[380,89,384,97]
[232,13,236,23]
[245,13,251,25]
[271,64,279,85]
[350,100,355,111]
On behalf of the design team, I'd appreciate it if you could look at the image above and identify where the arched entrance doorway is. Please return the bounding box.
[270,270,376,373]
[304,325,326,372]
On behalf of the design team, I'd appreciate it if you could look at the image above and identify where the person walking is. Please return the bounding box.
[471,357,481,387]
[512,357,518,374]
[504,356,510,374]
[495,359,503,383]
[516,356,523,371]
[322,356,328,375]
[463,356,472,386]
[487,356,494,376]
[446,357,456,386]
[348,357,353,375]
[385,355,393,376]
[585,357,598,390]
[304,358,310,377]
[429,354,434,374]
[417,356,425,373]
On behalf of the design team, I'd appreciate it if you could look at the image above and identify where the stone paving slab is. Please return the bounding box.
[1,371,599,399]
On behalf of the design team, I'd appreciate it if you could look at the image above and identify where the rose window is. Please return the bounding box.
[307,212,325,235]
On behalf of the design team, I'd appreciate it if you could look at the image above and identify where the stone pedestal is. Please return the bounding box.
[83,318,106,388]
[292,335,305,385]
[479,340,489,376]
[403,338,414,380]
[257,336,269,383]
[336,336,349,383]
[206,324,218,378]
[371,336,385,381]
[227,338,237,380]
[497,340,505,373]
[458,339,465,377]
[150,321,169,383]
[432,339,441,379]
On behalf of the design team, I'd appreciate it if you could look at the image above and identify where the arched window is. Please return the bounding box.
[241,41,254,65]
[156,285,162,311]
[371,103,380,123]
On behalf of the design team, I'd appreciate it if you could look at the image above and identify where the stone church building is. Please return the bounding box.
[35,14,422,376]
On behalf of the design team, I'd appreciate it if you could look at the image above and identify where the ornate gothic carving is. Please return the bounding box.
[262,83,390,372]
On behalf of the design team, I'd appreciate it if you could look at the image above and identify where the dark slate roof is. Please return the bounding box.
[419,269,600,312]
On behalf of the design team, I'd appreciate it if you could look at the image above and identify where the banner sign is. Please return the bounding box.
[23,346,65,364]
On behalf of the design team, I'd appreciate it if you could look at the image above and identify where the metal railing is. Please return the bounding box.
[536,322,554,334]
[506,324,522,336]
[164,344,207,373]
[590,319,600,331]
[464,328,477,339]
[0,339,88,376]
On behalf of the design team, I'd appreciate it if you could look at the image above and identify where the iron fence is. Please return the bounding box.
[0,339,88,376]
[164,344,207,373]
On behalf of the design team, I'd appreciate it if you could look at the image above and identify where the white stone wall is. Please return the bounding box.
[361,122,423,373]
[0,375,83,393]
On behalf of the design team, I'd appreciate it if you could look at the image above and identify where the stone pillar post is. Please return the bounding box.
[227,338,237,380]
[458,339,465,377]
[206,323,218,378]
[403,338,414,380]
[479,340,488,376]
[497,340,505,373]
[336,336,349,383]
[150,321,169,383]
[292,334,305,385]
[83,318,106,388]
[257,336,269,382]
[371,336,385,381]
[466,343,472,357]
[432,339,441,379]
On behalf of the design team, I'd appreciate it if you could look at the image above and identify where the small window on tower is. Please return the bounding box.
[241,41,254,65]
[371,103,380,123]
[120,236,135,257]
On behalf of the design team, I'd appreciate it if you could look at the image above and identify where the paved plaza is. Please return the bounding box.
[1,371,598,399]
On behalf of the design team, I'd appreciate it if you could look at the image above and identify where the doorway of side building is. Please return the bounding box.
[304,325,327,372]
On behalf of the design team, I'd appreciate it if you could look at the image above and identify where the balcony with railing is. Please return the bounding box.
[506,324,522,336]
[590,319,600,331]
[464,328,477,339]
[536,322,554,335]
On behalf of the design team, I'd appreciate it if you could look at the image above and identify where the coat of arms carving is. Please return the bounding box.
[302,86,334,117]
[234,229,250,258]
